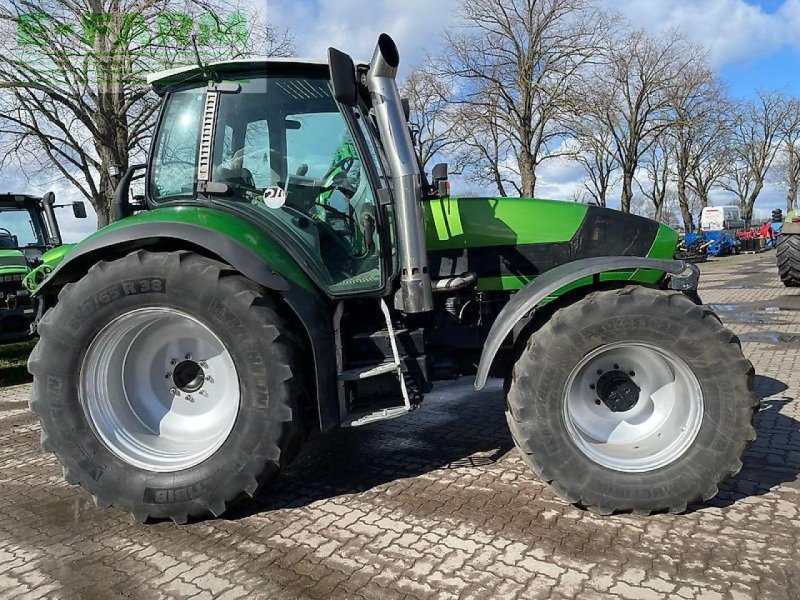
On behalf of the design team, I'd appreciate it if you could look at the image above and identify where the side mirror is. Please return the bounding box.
[431,162,449,198]
[72,201,87,219]
[328,47,358,107]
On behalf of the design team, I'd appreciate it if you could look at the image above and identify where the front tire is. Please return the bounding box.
[506,286,758,515]
[29,251,306,523]
[776,234,800,286]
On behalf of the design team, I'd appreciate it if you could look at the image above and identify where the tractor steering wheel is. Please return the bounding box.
[320,157,355,189]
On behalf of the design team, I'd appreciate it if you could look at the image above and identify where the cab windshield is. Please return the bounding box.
[0,206,46,249]
[150,71,385,295]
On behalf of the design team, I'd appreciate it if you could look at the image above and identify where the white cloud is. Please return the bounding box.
[603,0,798,67]
[270,0,459,73]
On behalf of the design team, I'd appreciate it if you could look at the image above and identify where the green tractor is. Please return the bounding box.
[27,35,757,523]
[777,209,800,286]
[0,192,86,344]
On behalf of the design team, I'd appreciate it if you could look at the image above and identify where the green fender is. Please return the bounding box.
[33,206,341,431]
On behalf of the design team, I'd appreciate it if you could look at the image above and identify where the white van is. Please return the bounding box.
[700,205,746,231]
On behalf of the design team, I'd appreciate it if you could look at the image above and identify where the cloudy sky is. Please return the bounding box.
[270,0,800,217]
[4,0,799,240]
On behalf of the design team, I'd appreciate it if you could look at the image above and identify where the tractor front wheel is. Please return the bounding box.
[29,250,306,523]
[506,286,758,515]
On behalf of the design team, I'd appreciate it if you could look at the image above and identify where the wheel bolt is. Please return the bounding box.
[170,359,177,365]
[199,361,208,369]
[170,388,177,395]
[165,373,171,379]
[185,395,193,402]
[185,353,192,360]
[205,375,213,383]
[595,399,602,405]
[199,390,208,397]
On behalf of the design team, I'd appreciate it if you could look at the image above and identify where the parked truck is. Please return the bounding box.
[26,35,757,523]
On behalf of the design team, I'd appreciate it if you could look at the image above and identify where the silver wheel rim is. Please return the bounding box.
[79,307,240,472]
[563,342,703,472]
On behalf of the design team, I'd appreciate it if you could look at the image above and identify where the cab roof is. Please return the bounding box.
[147,56,369,92]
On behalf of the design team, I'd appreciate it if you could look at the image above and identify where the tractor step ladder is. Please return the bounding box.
[335,299,411,427]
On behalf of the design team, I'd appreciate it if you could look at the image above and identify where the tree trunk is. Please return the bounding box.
[676,179,694,232]
[519,151,536,198]
[744,179,764,222]
[620,168,634,213]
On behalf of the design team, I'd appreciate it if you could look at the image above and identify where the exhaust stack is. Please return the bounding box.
[366,34,433,314]
[40,192,62,247]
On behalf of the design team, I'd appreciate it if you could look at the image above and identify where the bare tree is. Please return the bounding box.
[449,94,516,197]
[721,91,798,221]
[400,66,456,173]
[433,0,615,198]
[669,63,729,231]
[587,29,695,212]
[0,1,291,227]
[637,135,672,222]
[777,107,800,212]
[779,141,800,212]
[566,106,619,207]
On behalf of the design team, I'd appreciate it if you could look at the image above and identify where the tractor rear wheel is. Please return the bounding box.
[776,234,800,286]
[29,250,306,523]
[506,286,758,515]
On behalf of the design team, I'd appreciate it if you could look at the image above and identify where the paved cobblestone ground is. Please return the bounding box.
[1,251,799,599]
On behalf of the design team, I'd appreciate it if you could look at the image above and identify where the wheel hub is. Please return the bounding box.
[563,342,704,473]
[172,360,206,394]
[596,370,640,412]
[79,307,240,473]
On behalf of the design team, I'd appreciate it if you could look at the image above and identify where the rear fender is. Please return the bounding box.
[34,221,340,432]
[473,256,694,390]
[780,222,800,235]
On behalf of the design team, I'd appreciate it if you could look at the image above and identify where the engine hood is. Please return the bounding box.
[0,249,30,277]
[424,197,679,291]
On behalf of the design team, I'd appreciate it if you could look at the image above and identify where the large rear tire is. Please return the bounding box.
[777,234,800,286]
[506,286,758,515]
[29,250,306,523]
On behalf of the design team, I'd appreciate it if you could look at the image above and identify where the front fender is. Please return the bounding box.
[33,210,340,432]
[474,256,691,390]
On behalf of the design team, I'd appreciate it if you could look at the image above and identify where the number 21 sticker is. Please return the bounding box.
[264,186,286,209]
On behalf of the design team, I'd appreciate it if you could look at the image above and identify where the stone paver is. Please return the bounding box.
[1,251,799,599]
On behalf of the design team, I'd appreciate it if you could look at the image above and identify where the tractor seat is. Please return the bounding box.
[0,234,18,249]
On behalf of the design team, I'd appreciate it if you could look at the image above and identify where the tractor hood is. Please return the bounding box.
[22,244,76,292]
[0,249,30,277]
[424,197,679,291]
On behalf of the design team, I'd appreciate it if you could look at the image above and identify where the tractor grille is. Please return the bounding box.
[0,274,28,304]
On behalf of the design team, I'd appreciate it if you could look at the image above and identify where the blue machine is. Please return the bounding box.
[683,231,738,257]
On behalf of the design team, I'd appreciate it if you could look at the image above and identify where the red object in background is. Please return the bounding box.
[760,222,775,240]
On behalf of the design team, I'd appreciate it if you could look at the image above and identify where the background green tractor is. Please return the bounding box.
[27,35,757,523]
[777,209,800,286]
[0,192,86,344]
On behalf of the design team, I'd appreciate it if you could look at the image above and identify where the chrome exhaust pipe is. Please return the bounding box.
[366,34,433,314]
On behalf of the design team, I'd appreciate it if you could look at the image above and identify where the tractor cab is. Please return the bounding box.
[146,61,395,297]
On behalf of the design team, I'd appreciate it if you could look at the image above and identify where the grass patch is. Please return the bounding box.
[0,340,35,387]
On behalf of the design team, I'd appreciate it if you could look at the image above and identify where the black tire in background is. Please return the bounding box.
[28,250,306,523]
[777,234,800,287]
[506,285,758,515]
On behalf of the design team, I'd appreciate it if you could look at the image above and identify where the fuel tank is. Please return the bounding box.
[423,197,679,291]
